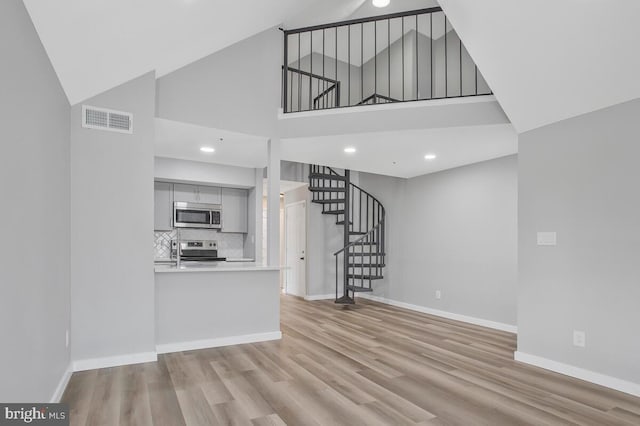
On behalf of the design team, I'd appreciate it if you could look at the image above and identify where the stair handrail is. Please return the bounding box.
[333,222,383,256]
[357,93,400,105]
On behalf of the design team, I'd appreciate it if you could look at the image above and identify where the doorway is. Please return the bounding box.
[285,200,306,297]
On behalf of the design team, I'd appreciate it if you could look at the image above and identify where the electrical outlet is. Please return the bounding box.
[65,330,70,348]
[435,290,441,300]
[573,330,586,348]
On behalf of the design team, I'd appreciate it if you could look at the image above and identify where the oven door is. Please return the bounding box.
[174,205,213,229]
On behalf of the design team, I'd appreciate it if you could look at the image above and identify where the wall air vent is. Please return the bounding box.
[82,105,133,134]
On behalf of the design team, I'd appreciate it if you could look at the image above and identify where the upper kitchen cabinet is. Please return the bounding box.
[198,185,222,204]
[154,181,173,230]
[221,188,248,233]
[173,183,221,204]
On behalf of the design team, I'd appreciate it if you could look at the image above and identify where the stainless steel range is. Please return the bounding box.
[172,240,227,262]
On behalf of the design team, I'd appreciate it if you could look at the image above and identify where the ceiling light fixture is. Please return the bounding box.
[424,154,437,160]
[372,0,390,8]
[344,147,357,153]
[200,147,215,153]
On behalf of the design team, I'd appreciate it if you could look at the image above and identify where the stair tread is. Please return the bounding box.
[322,210,345,215]
[346,285,375,292]
[349,231,368,235]
[348,252,386,256]
[309,187,346,192]
[348,263,386,267]
[312,199,346,204]
[348,274,384,279]
[336,220,353,225]
[309,173,346,181]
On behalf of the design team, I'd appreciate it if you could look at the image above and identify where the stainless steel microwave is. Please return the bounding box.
[173,202,222,229]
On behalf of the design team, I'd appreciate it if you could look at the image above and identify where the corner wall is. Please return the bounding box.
[0,0,71,402]
[70,73,156,366]
[518,99,640,388]
[360,155,518,327]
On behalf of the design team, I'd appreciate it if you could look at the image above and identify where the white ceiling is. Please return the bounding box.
[438,0,640,133]
[155,118,268,168]
[23,0,367,105]
[155,118,517,179]
[281,124,517,178]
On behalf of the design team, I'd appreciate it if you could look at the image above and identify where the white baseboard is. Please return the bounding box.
[50,364,73,403]
[156,331,282,355]
[72,351,158,372]
[358,294,517,333]
[514,351,640,398]
[304,293,335,301]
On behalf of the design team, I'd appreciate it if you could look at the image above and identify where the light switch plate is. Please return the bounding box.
[537,232,557,246]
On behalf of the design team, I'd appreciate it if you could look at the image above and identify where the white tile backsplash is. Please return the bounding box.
[154,229,245,260]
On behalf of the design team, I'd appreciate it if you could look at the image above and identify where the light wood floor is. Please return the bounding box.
[62,295,640,425]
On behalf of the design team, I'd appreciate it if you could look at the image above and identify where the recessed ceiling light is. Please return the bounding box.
[372,0,390,8]
[344,147,357,153]
[200,147,215,153]
[424,154,437,160]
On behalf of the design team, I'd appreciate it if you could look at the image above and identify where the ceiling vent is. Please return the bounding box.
[82,105,133,134]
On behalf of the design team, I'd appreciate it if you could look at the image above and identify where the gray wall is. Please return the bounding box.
[157,27,282,136]
[287,53,362,110]
[0,0,71,402]
[363,31,416,102]
[518,99,640,383]
[70,73,156,362]
[360,155,518,326]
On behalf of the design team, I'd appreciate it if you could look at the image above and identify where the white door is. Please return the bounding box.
[285,201,306,297]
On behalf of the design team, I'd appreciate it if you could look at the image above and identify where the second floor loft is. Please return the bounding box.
[282,6,492,114]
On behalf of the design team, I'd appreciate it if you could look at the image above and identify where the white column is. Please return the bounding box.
[267,138,281,267]
[254,167,264,264]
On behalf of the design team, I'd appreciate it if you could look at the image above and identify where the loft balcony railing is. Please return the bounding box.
[282,7,492,113]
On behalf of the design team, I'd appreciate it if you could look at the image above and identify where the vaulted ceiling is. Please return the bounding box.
[438,0,640,133]
[23,0,640,133]
[22,0,369,105]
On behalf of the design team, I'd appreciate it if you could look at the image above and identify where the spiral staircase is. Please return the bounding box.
[308,165,386,304]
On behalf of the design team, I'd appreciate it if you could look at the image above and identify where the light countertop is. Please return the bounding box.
[154,261,282,273]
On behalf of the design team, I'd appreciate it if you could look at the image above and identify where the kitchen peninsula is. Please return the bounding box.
[153,157,282,354]
[155,263,281,354]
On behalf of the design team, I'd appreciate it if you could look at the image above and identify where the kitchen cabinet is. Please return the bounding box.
[173,183,221,204]
[221,188,248,233]
[154,181,173,230]
[198,185,222,204]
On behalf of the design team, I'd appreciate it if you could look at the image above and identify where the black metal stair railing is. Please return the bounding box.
[309,165,386,304]
[283,7,492,113]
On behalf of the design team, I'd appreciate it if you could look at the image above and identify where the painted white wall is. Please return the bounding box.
[0,0,71,402]
[363,155,518,326]
[156,26,282,136]
[518,99,640,386]
[155,157,256,188]
[70,72,156,363]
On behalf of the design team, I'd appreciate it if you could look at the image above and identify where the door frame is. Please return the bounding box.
[284,200,307,297]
